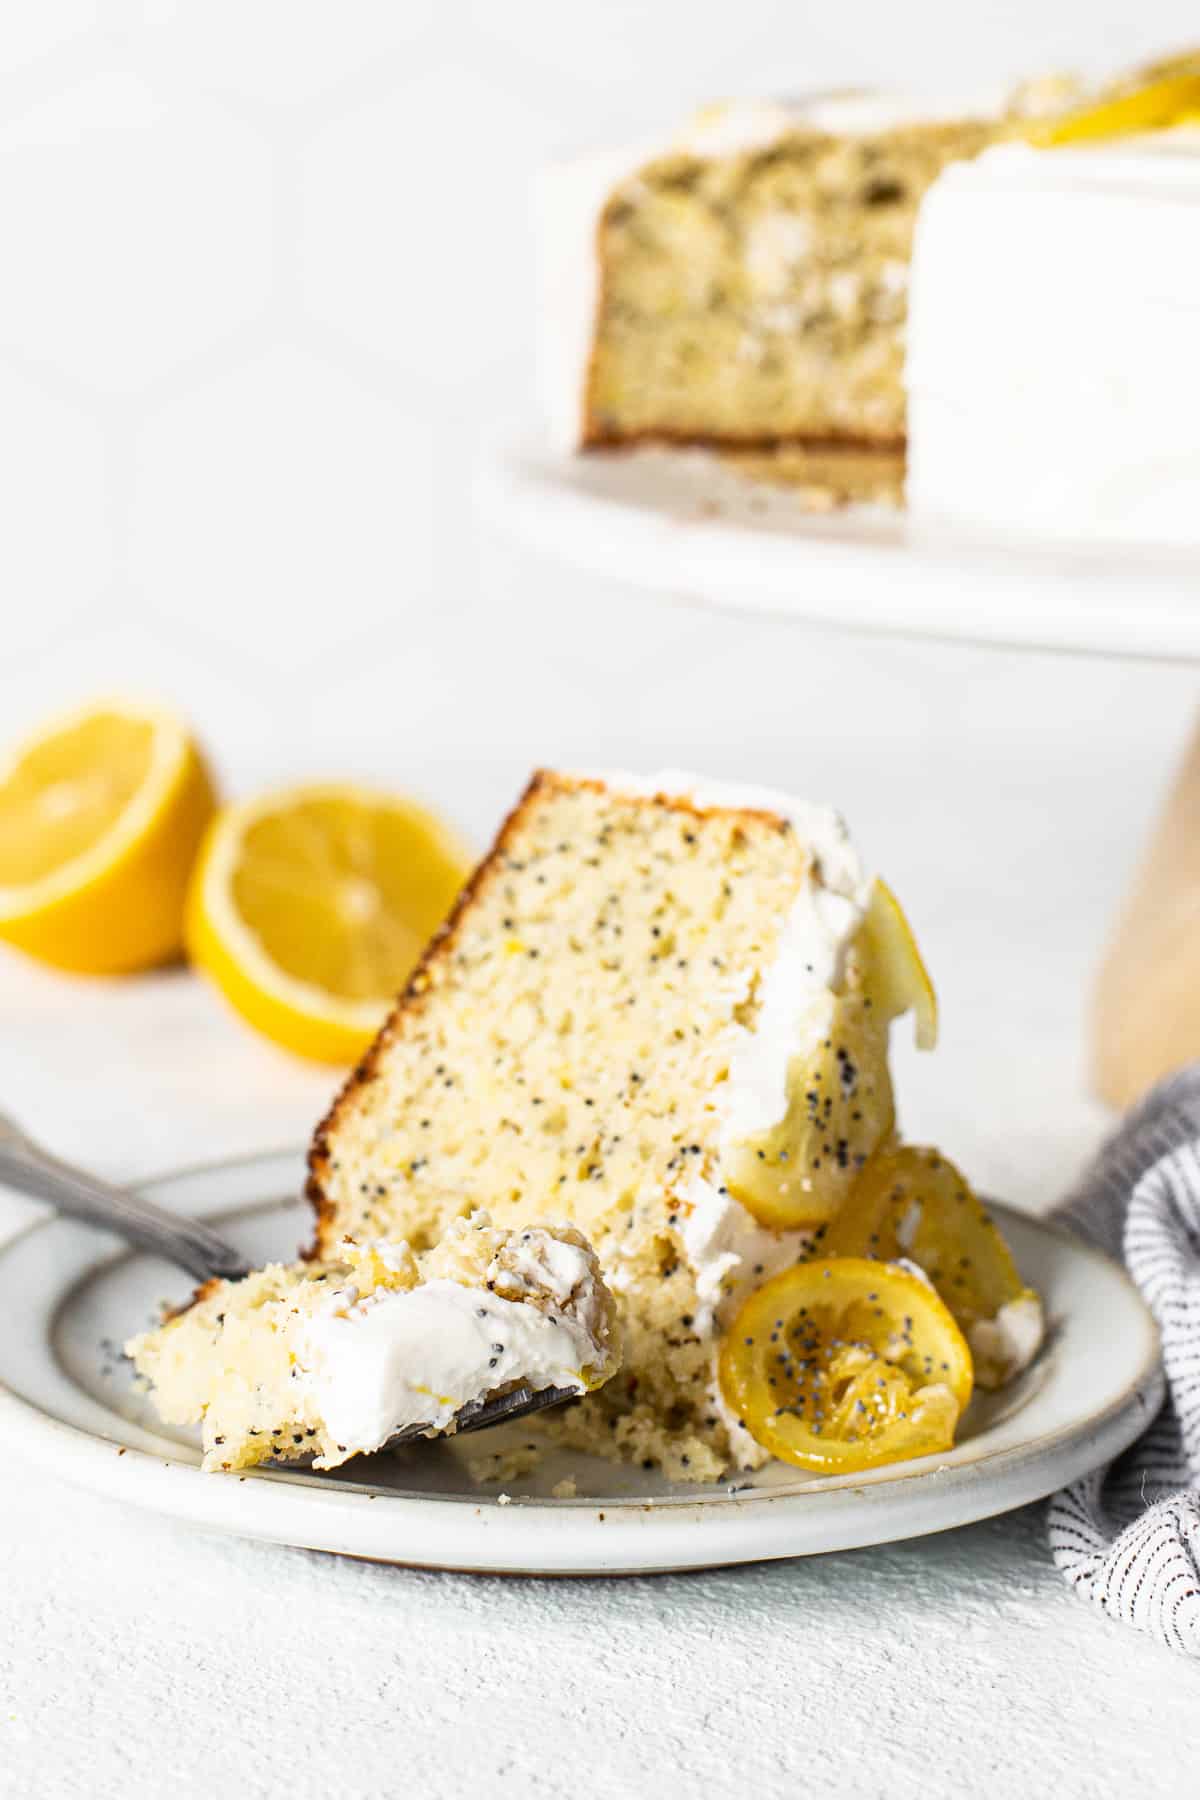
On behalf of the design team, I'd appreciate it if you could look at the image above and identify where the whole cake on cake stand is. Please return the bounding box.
[478,52,1200,1101]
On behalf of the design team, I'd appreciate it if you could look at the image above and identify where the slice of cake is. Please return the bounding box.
[537,95,1011,455]
[127,1214,619,1473]
[308,769,1025,1481]
[134,768,1043,1486]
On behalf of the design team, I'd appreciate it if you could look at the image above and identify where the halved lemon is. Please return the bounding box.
[186,783,473,1064]
[719,1257,973,1473]
[0,698,216,974]
[821,1144,1043,1389]
[860,877,938,1050]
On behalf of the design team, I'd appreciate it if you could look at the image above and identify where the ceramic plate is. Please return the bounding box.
[0,1149,1162,1576]
[476,431,1200,663]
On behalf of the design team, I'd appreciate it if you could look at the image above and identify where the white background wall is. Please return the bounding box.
[0,0,1196,1198]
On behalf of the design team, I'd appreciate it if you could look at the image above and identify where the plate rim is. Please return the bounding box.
[0,1148,1165,1575]
[476,428,1200,666]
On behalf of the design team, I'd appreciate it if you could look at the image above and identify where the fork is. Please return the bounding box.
[0,1112,577,1441]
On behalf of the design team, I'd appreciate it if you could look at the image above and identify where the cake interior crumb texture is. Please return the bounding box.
[308,771,895,1482]
[127,1215,618,1474]
[583,120,1000,450]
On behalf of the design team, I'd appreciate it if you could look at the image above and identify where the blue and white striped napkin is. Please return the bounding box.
[1048,1066,1200,1656]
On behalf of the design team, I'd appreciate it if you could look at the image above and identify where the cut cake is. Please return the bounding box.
[307,769,930,1479]
[537,96,1020,455]
[133,767,1043,1484]
[906,121,1200,545]
[127,1213,619,1473]
[538,55,1196,472]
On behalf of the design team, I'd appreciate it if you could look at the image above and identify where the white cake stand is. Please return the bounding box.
[479,426,1200,1101]
[476,430,1200,663]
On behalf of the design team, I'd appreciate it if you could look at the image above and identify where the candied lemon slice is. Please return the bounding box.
[860,877,938,1050]
[0,697,216,974]
[722,987,895,1231]
[719,1257,973,1473]
[721,877,934,1231]
[822,1145,1042,1389]
[1029,69,1200,146]
[186,783,472,1064]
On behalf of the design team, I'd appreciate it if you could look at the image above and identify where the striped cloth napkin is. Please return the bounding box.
[1048,1066,1200,1656]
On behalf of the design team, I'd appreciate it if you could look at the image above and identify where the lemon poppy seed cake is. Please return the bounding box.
[539,57,1199,468]
[129,766,1044,1482]
[536,85,1086,457]
[305,767,1023,1481]
[537,96,1030,456]
[127,1213,619,1473]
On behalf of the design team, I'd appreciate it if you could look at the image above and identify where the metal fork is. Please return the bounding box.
[0,1112,577,1440]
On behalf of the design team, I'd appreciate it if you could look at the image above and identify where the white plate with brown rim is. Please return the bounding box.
[0,1148,1162,1576]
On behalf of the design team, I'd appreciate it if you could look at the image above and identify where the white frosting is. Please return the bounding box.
[894,1201,922,1253]
[897,1255,935,1288]
[721,879,861,1143]
[968,1292,1046,1383]
[298,1244,605,1460]
[536,92,1002,451]
[675,1173,811,1465]
[673,99,807,157]
[906,130,1200,546]
[498,1232,594,1307]
[797,87,1003,136]
[679,1172,811,1329]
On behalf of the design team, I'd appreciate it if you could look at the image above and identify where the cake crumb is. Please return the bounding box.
[551,1477,578,1500]
[497,1492,513,1507]
[465,1442,543,1486]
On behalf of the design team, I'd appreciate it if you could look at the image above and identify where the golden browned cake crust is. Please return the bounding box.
[306,772,582,1248]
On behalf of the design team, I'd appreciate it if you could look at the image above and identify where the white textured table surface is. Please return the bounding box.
[4,691,1200,1800]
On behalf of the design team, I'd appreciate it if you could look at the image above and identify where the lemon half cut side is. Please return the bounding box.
[0,697,216,975]
[185,783,473,1064]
